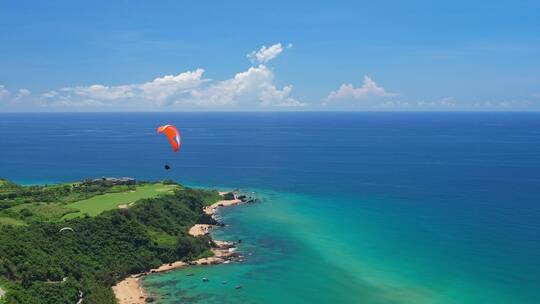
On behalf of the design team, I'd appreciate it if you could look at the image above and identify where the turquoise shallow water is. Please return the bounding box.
[1,112,539,303]
[143,189,537,304]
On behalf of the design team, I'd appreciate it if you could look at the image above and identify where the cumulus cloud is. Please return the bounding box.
[13,88,31,101]
[190,65,303,107]
[47,69,206,106]
[0,86,31,103]
[41,65,303,108]
[6,43,303,110]
[0,85,9,99]
[17,88,31,97]
[41,69,206,107]
[139,69,207,103]
[247,43,285,64]
[42,91,58,98]
[327,75,398,102]
[60,84,135,101]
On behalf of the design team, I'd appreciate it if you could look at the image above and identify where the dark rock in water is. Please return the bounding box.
[186,273,194,276]
[197,213,219,225]
[215,242,234,250]
[222,192,235,200]
[238,239,242,243]
[235,285,243,289]
[237,195,247,201]
[164,165,171,170]
[145,297,156,303]
[202,277,209,282]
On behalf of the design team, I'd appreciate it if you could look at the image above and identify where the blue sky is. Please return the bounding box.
[1,0,539,111]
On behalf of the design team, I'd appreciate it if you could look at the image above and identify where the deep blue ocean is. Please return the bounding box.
[1,112,539,303]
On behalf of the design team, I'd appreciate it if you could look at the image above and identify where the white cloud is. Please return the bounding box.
[43,69,206,107]
[381,100,410,108]
[17,88,31,97]
[533,93,540,99]
[7,44,303,110]
[188,65,304,107]
[247,43,285,64]
[417,97,456,108]
[41,65,303,108]
[14,88,31,100]
[139,69,206,103]
[42,90,58,98]
[259,85,303,107]
[60,84,136,101]
[472,100,517,109]
[326,75,398,102]
[0,85,9,99]
[439,96,456,107]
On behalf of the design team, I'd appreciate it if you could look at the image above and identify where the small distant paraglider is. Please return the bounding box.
[59,227,74,233]
[157,124,182,170]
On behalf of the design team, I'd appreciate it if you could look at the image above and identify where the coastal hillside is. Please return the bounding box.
[0,178,222,304]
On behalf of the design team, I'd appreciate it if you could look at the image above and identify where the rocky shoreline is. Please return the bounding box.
[113,191,256,304]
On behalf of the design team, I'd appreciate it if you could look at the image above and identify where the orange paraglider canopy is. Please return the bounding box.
[157,125,181,152]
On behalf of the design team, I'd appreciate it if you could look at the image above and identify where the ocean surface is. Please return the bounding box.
[1,112,539,303]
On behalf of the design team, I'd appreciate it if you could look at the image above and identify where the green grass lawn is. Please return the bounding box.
[0,217,26,226]
[63,183,179,219]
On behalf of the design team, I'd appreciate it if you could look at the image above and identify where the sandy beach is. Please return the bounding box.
[113,191,246,304]
[189,224,211,236]
[112,277,146,304]
[204,198,242,215]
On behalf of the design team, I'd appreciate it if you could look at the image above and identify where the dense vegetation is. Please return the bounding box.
[0,179,121,210]
[0,179,124,224]
[0,180,222,304]
[0,179,178,225]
